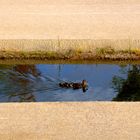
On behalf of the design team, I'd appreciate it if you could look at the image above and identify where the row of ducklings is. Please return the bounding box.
[59,80,88,92]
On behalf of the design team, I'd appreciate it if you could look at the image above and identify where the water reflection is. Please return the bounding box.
[14,65,41,77]
[9,65,42,102]
[0,65,39,102]
[112,65,140,101]
[0,63,140,102]
[0,64,62,102]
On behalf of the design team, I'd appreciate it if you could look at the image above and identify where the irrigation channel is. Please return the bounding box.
[0,62,140,102]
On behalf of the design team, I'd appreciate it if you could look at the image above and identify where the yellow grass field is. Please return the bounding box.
[0,39,140,52]
[0,39,140,60]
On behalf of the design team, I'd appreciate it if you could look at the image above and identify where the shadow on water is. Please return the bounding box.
[112,65,140,101]
[0,63,140,102]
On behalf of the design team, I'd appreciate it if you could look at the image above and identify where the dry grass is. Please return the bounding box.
[0,39,140,60]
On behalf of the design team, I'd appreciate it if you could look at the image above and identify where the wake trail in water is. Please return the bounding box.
[0,69,68,101]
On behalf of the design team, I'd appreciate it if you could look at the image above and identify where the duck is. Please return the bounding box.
[59,80,88,92]
[59,82,70,88]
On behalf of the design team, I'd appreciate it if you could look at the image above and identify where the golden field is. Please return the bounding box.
[0,39,140,52]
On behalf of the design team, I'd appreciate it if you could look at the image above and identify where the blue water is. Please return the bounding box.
[0,64,138,102]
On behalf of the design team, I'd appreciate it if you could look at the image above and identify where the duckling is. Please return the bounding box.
[59,83,64,87]
[59,82,70,88]
[69,83,73,88]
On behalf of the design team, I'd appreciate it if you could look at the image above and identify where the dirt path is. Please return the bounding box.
[0,0,139,39]
[0,102,140,140]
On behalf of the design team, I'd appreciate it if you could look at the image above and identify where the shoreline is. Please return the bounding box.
[1,59,140,65]
[1,51,140,61]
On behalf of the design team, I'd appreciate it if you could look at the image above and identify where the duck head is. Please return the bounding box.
[82,80,88,92]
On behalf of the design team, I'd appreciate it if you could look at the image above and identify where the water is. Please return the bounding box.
[0,63,139,102]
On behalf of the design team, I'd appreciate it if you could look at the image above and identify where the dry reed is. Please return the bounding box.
[0,39,140,60]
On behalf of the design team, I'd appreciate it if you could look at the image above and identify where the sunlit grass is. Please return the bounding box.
[0,39,140,60]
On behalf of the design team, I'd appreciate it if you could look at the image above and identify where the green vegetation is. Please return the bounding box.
[0,39,140,60]
[112,65,140,101]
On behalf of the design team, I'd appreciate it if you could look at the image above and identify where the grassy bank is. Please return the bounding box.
[0,39,140,60]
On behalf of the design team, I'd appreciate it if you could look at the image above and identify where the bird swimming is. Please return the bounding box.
[59,80,88,92]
